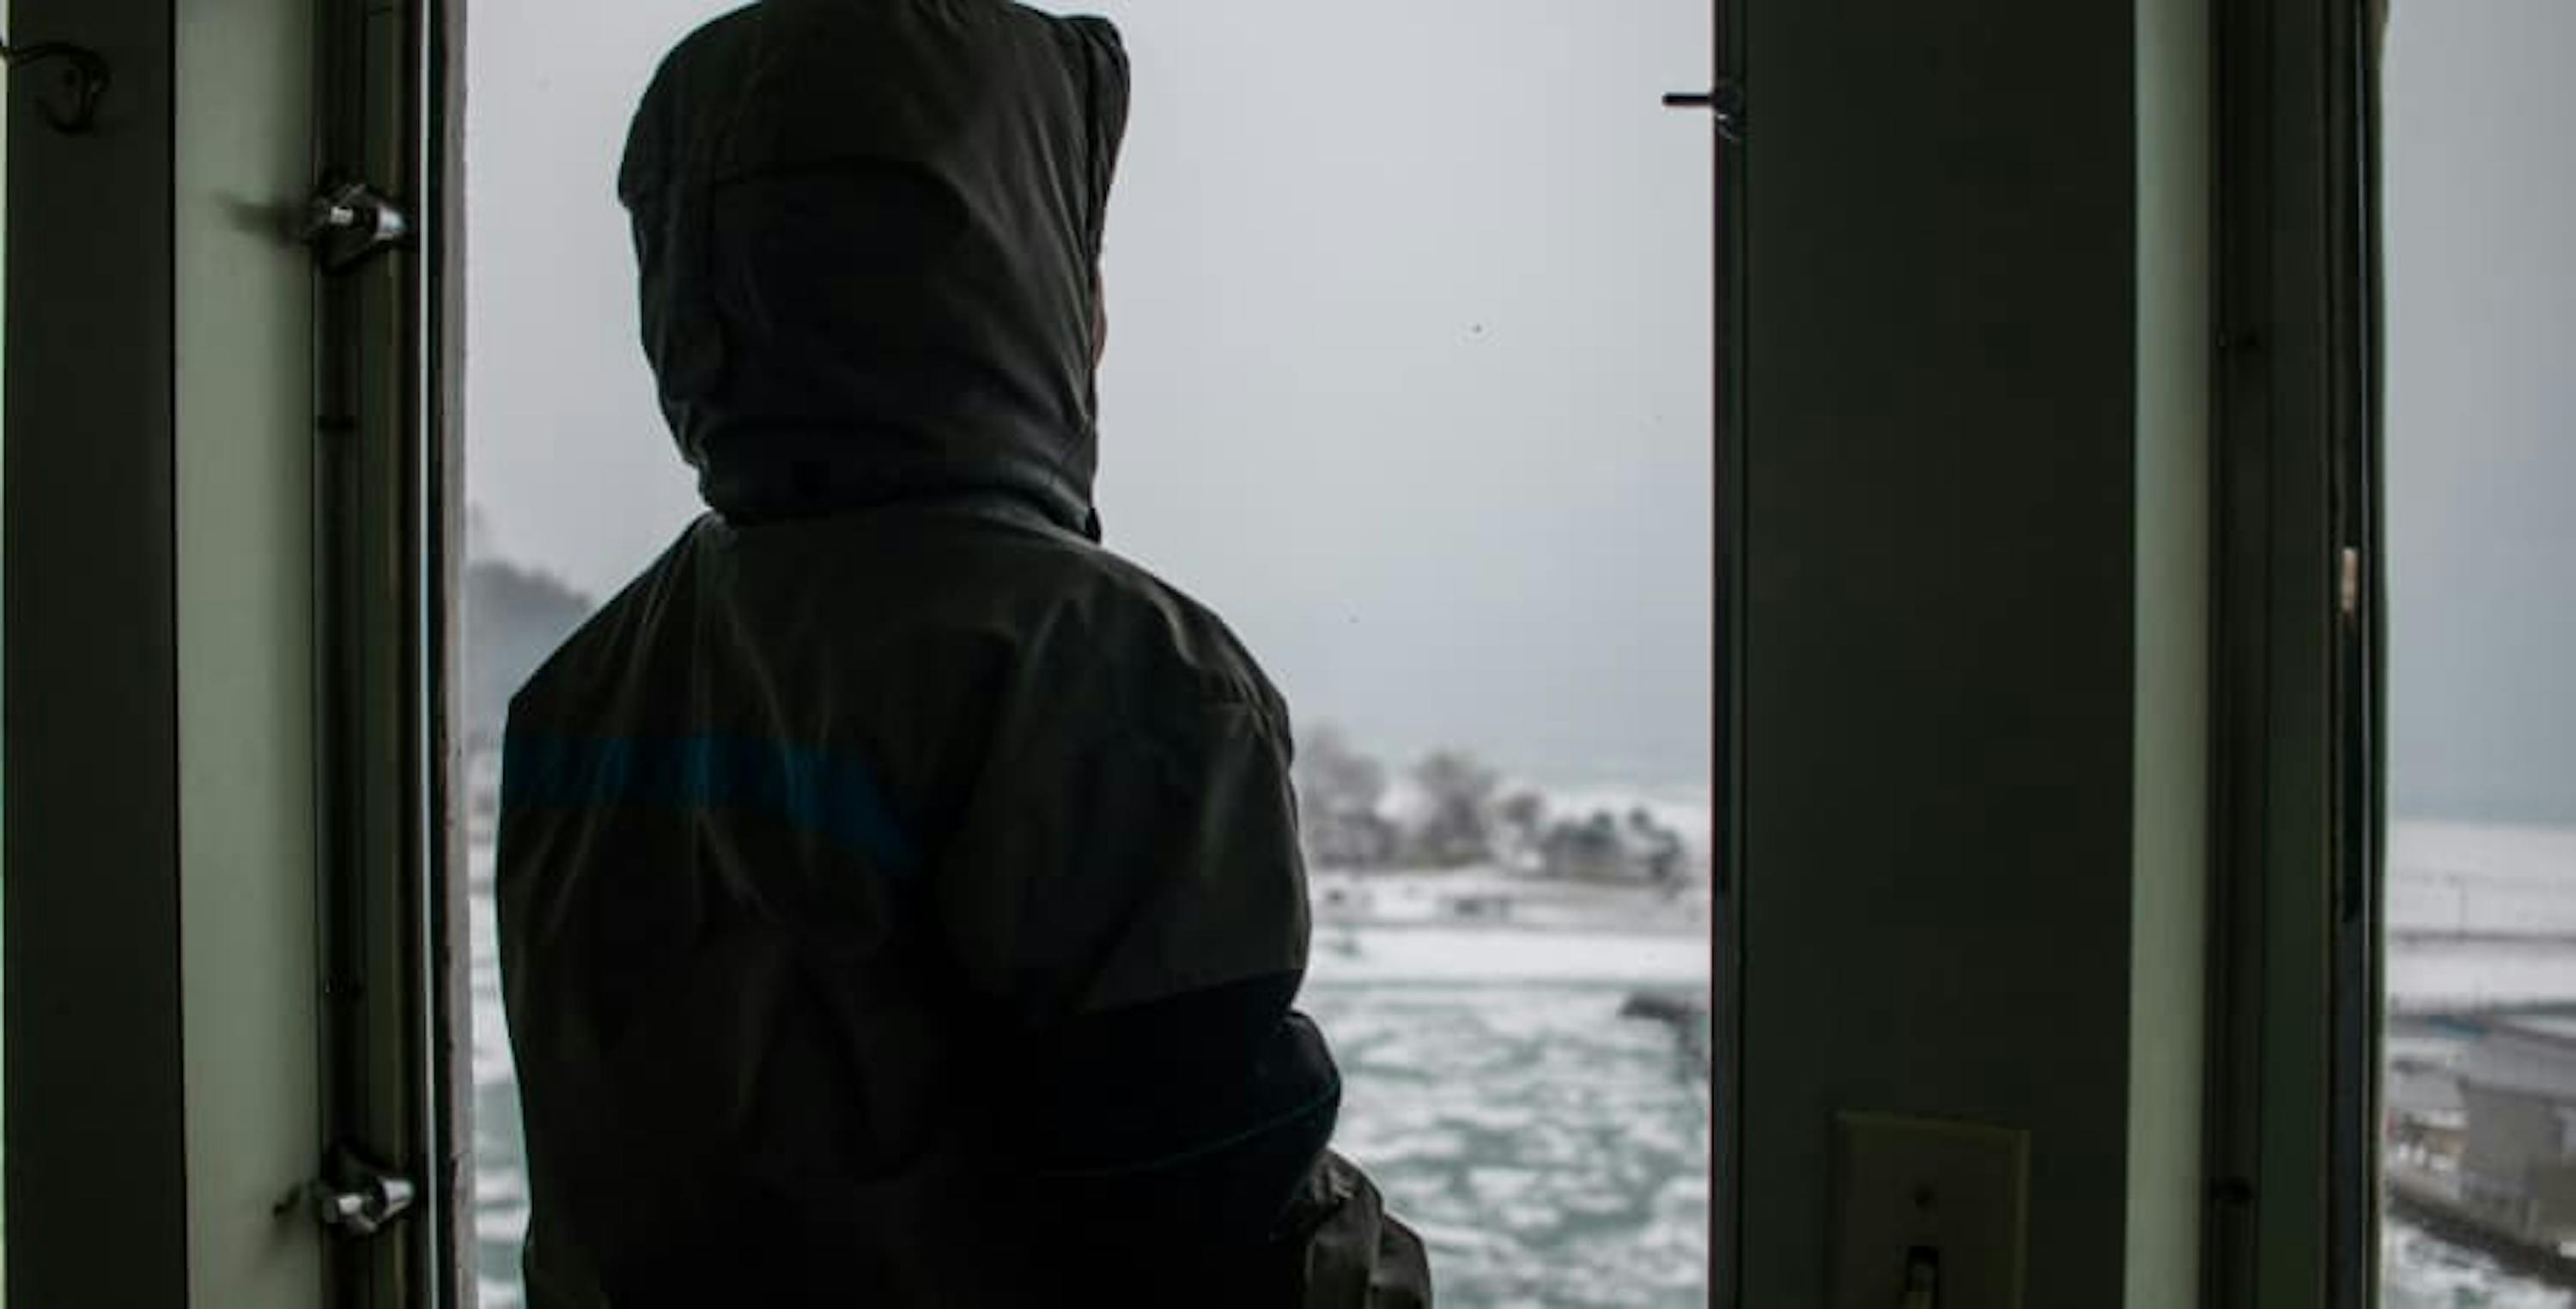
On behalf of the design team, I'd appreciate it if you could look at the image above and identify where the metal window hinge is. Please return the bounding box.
[1662,78,1743,142]
[287,1146,417,1239]
[302,175,413,275]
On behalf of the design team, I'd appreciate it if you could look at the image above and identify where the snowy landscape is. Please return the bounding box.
[465,749,1716,1308]
[456,561,2576,1306]
[2379,822,2576,1306]
[465,772,2576,1305]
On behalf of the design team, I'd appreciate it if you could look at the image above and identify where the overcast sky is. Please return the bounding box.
[465,0,2575,814]
[466,1,1717,790]
[2381,0,2576,821]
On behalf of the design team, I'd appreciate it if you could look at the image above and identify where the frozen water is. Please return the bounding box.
[2385,1221,2575,1308]
[1300,984,1710,1307]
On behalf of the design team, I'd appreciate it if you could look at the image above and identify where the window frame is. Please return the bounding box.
[312,0,468,1300]
[1709,0,1747,1302]
[399,0,2391,1303]
[416,3,1731,1305]
[2200,0,2383,1305]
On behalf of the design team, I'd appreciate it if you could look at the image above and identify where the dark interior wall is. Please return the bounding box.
[3,0,191,1305]
[1737,0,2140,1302]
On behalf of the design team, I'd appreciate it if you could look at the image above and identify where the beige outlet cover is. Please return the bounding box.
[1829,1112,2030,1309]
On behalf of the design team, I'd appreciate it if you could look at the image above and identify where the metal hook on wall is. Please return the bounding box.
[2,37,112,135]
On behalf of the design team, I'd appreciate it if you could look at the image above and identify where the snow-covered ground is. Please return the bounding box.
[2391,939,2576,1015]
[2387,821,2576,1014]
[1310,921,1708,988]
[2391,821,2576,939]
[1313,864,1708,931]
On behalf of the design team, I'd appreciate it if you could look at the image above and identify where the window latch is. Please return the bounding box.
[290,1145,418,1239]
[1662,79,1743,142]
[302,175,413,275]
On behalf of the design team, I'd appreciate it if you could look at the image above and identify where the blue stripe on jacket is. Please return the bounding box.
[501,732,924,876]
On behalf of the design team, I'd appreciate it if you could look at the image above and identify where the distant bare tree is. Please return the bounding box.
[1541,811,1630,882]
[462,555,594,751]
[1405,750,1500,868]
[1496,790,1550,870]
[1537,805,1691,883]
[1625,807,1687,884]
[1296,725,1398,869]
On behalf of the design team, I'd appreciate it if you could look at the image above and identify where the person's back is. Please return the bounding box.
[495,3,1428,1305]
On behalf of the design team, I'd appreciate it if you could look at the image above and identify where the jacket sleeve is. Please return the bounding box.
[929,684,1339,1262]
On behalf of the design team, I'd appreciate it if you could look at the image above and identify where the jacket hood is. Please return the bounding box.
[621,0,1129,537]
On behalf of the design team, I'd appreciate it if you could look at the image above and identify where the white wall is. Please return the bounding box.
[2128,0,2213,1298]
[174,1,323,1303]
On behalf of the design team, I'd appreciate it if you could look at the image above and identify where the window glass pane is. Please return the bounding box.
[466,5,1712,1306]
[2379,3,2576,1303]
[464,10,704,1304]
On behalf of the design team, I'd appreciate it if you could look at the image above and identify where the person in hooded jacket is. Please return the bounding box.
[495,2,1433,1306]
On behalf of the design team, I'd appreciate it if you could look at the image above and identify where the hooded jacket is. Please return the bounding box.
[495,3,1429,1305]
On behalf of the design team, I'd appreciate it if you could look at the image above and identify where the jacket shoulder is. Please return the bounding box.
[501,521,704,730]
[969,525,1288,736]
[1025,535,1289,726]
